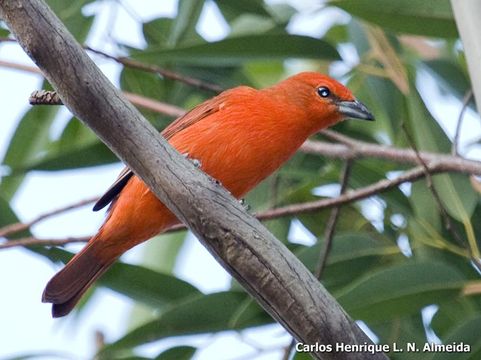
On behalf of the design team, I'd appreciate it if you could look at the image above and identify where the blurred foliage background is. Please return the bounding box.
[1,0,481,359]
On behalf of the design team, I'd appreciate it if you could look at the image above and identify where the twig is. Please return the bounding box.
[452,89,473,156]
[28,88,186,118]
[0,36,16,42]
[0,196,98,238]
[2,0,384,349]
[0,236,89,249]
[283,161,353,360]
[315,161,352,279]
[3,58,481,177]
[122,91,185,117]
[0,59,41,73]
[305,136,481,176]
[85,46,224,93]
[257,163,464,220]
[0,37,223,93]
[0,163,457,250]
[0,58,188,117]
[29,89,61,105]
[402,124,481,263]
[282,339,295,360]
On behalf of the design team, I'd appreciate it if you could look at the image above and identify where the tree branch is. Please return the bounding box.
[0,236,90,249]
[0,37,223,93]
[0,1,383,358]
[304,132,481,176]
[3,56,480,177]
[315,160,352,279]
[0,196,98,238]
[401,124,481,266]
[85,46,223,93]
[1,161,459,250]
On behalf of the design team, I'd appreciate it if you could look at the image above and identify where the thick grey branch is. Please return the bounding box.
[0,1,384,358]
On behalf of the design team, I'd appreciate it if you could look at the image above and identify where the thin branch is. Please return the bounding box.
[0,163,459,250]
[0,36,16,42]
[401,124,481,264]
[0,59,41,73]
[0,196,98,238]
[0,37,223,93]
[307,132,481,176]
[29,89,61,105]
[284,161,353,360]
[0,59,188,118]
[315,161,352,279]
[0,236,89,249]
[452,89,473,156]
[3,57,481,177]
[85,46,224,93]
[122,91,185,117]
[257,163,447,220]
[1,3,382,356]
[282,339,295,360]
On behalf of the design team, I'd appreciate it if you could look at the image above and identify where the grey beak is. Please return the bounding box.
[338,100,375,121]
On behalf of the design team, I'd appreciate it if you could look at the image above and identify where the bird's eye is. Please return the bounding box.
[317,87,330,98]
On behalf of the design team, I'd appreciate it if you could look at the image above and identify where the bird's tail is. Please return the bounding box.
[42,237,116,318]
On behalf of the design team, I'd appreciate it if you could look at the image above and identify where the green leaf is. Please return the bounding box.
[57,117,98,150]
[133,34,340,66]
[422,60,474,109]
[433,173,478,223]
[369,314,428,359]
[410,181,441,231]
[405,90,477,222]
[0,194,19,228]
[1,105,58,199]
[19,141,118,171]
[100,291,263,355]
[336,260,466,321]
[228,297,272,328]
[293,352,314,360]
[155,346,196,360]
[141,231,188,274]
[0,27,10,37]
[46,0,95,42]
[127,231,189,329]
[431,297,479,338]
[229,14,278,36]
[14,117,114,173]
[169,0,205,45]
[213,0,271,23]
[330,0,457,38]
[296,233,401,289]
[143,18,175,47]
[432,314,481,360]
[266,4,296,25]
[100,262,202,309]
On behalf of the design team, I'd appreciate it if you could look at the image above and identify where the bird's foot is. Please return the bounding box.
[239,199,251,212]
[182,152,202,168]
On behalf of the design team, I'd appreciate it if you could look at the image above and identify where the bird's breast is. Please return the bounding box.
[168,108,308,198]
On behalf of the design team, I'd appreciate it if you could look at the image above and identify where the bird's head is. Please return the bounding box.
[270,72,374,132]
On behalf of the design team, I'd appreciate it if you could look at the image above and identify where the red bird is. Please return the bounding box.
[42,72,374,317]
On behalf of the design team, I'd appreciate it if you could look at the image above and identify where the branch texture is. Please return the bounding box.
[0,1,384,358]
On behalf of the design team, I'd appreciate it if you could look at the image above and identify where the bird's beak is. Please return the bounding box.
[337,100,375,121]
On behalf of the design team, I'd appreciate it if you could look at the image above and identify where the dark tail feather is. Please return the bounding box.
[42,240,115,318]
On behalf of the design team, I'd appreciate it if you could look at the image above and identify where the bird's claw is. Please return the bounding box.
[239,199,251,211]
[182,152,202,168]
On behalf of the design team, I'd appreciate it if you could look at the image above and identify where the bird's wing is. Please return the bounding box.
[92,92,230,211]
